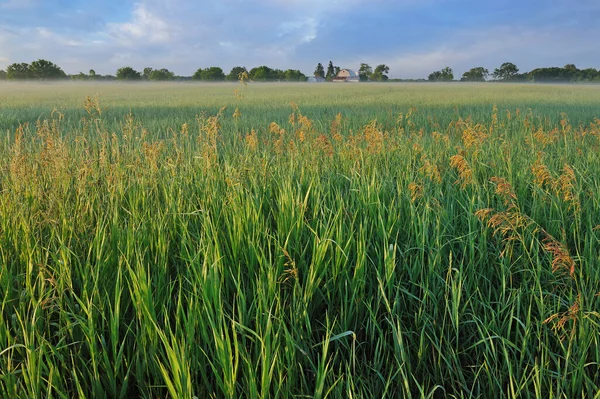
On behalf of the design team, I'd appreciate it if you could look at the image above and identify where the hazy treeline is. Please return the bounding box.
[426,62,600,83]
[1,59,600,83]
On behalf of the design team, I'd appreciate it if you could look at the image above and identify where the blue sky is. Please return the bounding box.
[0,0,599,78]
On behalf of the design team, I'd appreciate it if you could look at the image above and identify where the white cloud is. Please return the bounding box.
[278,18,318,44]
[107,2,174,45]
[36,27,83,46]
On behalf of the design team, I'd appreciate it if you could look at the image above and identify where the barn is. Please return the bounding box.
[333,69,360,82]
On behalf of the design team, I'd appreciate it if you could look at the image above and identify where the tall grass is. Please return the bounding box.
[0,88,599,398]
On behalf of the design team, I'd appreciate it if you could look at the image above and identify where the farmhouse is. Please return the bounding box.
[333,69,360,82]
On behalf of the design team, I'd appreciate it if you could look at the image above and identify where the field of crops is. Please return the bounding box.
[1,82,599,398]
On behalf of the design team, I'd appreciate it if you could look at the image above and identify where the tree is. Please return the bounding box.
[6,63,32,79]
[89,69,97,79]
[272,69,285,81]
[226,66,247,81]
[71,72,88,81]
[460,67,489,82]
[334,66,341,76]
[372,64,390,81]
[527,66,581,83]
[193,67,226,81]
[428,67,454,82]
[0,70,6,80]
[358,63,372,81]
[492,62,519,81]
[28,59,66,79]
[283,69,307,82]
[580,68,598,81]
[192,68,203,80]
[248,66,273,81]
[116,66,142,80]
[314,63,325,78]
[326,61,335,80]
[143,67,154,80]
[149,68,175,81]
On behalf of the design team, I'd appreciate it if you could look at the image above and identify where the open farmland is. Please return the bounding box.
[1,82,599,398]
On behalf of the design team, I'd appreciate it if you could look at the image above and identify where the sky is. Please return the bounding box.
[0,0,599,79]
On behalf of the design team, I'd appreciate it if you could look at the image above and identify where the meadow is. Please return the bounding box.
[0,82,599,398]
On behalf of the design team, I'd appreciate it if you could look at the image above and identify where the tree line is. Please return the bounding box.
[2,59,600,83]
[0,60,308,82]
[426,62,600,83]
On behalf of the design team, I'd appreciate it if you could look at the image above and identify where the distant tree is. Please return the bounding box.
[272,69,285,81]
[428,71,441,81]
[209,67,226,81]
[372,64,390,81]
[71,72,88,81]
[192,68,203,80]
[441,67,454,81]
[283,69,307,82]
[0,70,6,80]
[28,59,67,79]
[326,61,335,80]
[527,66,584,83]
[562,64,578,80]
[334,66,341,76]
[314,63,325,78]
[492,62,519,81]
[116,67,141,80]
[6,63,32,79]
[358,63,372,81]
[460,67,489,82]
[149,68,175,81]
[428,67,454,82]
[89,69,97,79]
[226,66,247,81]
[580,68,598,81]
[248,66,273,81]
[564,64,577,72]
[193,67,226,81]
[143,67,153,80]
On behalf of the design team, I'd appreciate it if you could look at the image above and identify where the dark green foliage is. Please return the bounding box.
[116,66,142,80]
[6,62,33,79]
[359,63,372,81]
[226,66,248,81]
[528,64,600,82]
[461,67,489,82]
[193,67,226,81]
[326,61,336,80]
[492,62,519,81]
[248,65,278,81]
[314,63,325,78]
[283,69,308,82]
[372,64,390,81]
[428,66,454,81]
[149,68,175,81]
[7,59,68,80]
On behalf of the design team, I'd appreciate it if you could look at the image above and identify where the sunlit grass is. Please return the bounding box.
[0,83,599,398]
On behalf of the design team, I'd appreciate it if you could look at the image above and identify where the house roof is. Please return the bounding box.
[338,69,358,77]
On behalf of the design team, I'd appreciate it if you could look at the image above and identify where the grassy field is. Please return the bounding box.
[0,82,599,398]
